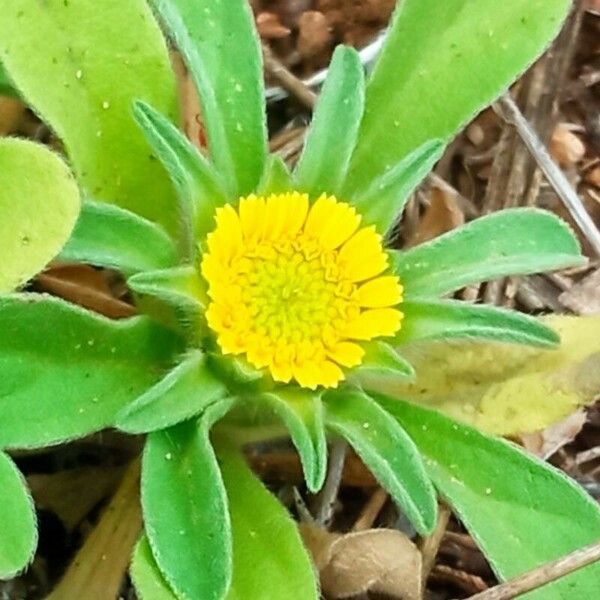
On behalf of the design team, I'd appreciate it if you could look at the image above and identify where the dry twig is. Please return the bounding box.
[464,539,600,600]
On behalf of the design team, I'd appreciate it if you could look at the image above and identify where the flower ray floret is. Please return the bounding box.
[201,192,403,389]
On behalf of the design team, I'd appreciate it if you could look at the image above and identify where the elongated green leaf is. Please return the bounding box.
[128,265,208,339]
[152,0,267,195]
[0,294,183,449]
[257,155,294,195]
[133,101,229,244]
[0,452,37,578]
[345,0,571,192]
[128,266,207,310]
[324,388,437,534]
[59,200,178,276]
[142,400,236,600]
[355,341,415,379]
[392,209,583,297]
[376,393,600,598]
[348,140,444,233]
[397,300,560,348]
[0,0,179,232]
[117,350,228,434]
[295,46,364,197]
[253,389,327,493]
[131,536,178,600]
[0,138,80,292]
[0,64,18,98]
[218,441,319,600]
[129,535,178,600]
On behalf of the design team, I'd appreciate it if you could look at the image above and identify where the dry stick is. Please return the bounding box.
[262,43,317,109]
[419,503,452,585]
[352,487,389,532]
[464,538,600,600]
[311,440,348,525]
[46,459,142,600]
[497,93,600,257]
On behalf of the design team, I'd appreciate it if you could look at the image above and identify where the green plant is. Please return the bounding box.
[1,0,599,598]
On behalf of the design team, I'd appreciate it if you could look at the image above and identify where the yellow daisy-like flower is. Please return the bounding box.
[201,192,403,389]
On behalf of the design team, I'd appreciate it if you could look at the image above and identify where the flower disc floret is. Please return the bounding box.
[201,192,403,389]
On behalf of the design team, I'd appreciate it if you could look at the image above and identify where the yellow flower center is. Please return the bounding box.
[201,192,403,389]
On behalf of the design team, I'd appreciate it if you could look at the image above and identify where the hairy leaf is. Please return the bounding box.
[374,316,600,436]
[59,200,178,276]
[355,341,415,379]
[0,138,79,292]
[142,400,236,600]
[295,46,364,197]
[129,534,177,600]
[256,155,294,195]
[252,389,327,493]
[347,140,443,234]
[151,0,267,195]
[345,0,571,192]
[0,0,179,231]
[0,294,183,448]
[218,441,319,600]
[133,101,228,244]
[377,393,600,598]
[397,300,559,347]
[324,388,437,534]
[391,209,583,298]
[0,452,37,578]
[131,536,177,600]
[117,350,228,434]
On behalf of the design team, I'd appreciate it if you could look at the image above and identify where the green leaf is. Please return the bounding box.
[128,265,208,339]
[151,0,267,195]
[142,400,236,600]
[324,388,437,534]
[355,341,415,379]
[0,138,80,293]
[217,441,319,600]
[391,209,584,298]
[59,200,178,277]
[344,0,571,192]
[0,294,183,449]
[397,299,560,348]
[295,46,364,197]
[373,315,600,436]
[253,389,327,493]
[256,155,294,195]
[133,101,229,244]
[376,393,600,598]
[128,266,207,313]
[0,452,37,578]
[0,63,18,98]
[131,535,178,600]
[0,0,180,232]
[117,350,228,434]
[348,140,444,234]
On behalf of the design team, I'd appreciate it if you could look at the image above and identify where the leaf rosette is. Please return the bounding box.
[2,0,600,598]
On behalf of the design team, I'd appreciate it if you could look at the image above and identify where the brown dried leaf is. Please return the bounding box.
[256,12,291,39]
[0,97,25,135]
[519,410,587,460]
[297,11,333,60]
[300,524,422,599]
[584,166,600,188]
[549,123,586,167]
[407,186,464,247]
[559,269,600,315]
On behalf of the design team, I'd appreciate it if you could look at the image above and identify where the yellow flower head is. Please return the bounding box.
[201,192,403,389]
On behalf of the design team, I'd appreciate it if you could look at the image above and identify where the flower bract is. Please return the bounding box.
[201,192,403,388]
